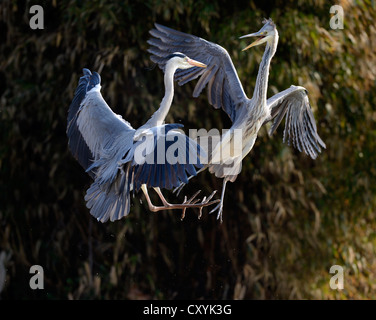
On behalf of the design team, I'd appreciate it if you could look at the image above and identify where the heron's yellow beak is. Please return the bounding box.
[187,58,207,68]
[239,32,266,51]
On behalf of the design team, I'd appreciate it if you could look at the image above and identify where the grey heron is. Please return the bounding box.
[67,53,219,222]
[148,18,326,221]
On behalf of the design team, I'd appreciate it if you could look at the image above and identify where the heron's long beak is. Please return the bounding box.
[187,58,207,68]
[239,31,266,51]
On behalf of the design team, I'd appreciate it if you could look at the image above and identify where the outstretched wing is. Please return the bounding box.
[67,69,97,177]
[67,68,135,177]
[131,124,204,191]
[148,23,249,123]
[266,85,326,159]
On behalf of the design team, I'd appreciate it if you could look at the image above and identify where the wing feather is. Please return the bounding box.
[131,125,203,191]
[148,23,249,123]
[266,85,326,159]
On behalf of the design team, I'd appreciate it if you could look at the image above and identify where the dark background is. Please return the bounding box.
[1,0,375,299]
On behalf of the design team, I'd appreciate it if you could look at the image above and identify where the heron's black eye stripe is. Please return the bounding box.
[165,53,186,60]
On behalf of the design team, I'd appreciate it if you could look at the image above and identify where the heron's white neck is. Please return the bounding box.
[142,63,177,129]
[252,31,279,111]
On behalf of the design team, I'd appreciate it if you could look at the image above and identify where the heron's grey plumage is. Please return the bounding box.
[266,86,326,159]
[67,55,216,222]
[148,19,326,221]
[148,23,249,123]
[67,69,98,177]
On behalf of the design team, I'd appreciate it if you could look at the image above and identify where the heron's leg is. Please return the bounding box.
[153,187,169,206]
[141,185,181,212]
[141,184,160,212]
[209,178,228,222]
[154,187,219,219]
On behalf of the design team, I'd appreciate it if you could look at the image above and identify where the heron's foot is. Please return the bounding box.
[148,190,219,220]
[180,190,219,220]
[209,201,224,223]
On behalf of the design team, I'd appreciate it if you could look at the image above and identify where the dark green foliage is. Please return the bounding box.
[1,0,375,299]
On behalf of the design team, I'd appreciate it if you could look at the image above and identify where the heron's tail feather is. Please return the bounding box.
[85,164,133,222]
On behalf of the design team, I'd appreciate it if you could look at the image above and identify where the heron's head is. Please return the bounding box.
[165,52,207,70]
[239,18,277,51]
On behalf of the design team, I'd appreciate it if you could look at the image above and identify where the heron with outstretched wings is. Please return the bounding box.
[67,54,219,222]
[148,18,326,221]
